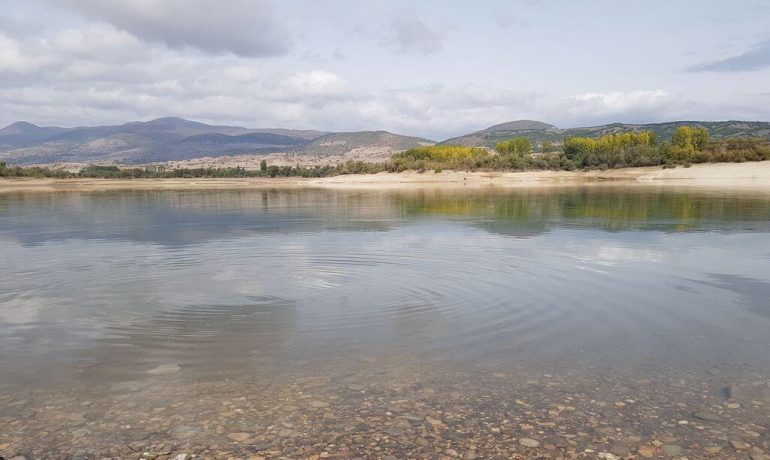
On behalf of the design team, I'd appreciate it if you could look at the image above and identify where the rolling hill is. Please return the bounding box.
[2,117,770,166]
[0,117,432,165]
[441,120,770,148]
[0,122,70,149]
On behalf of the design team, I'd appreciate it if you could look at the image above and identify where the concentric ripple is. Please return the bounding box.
[1,187,770,390]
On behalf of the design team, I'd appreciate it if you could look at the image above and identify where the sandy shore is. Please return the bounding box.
[2,161,770,192]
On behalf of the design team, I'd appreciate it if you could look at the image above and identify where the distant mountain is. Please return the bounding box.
[442,120,770,148]
[3,117,770,166]
[0,117,433,165]
[0,122,69,149]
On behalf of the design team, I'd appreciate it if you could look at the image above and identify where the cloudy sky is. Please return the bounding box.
[1,0,770,139]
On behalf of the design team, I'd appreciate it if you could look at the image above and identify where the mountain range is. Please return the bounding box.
[440,120,770,147]
[2,117,769,166]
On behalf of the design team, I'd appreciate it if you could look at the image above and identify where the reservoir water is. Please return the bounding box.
[1,187,769,458]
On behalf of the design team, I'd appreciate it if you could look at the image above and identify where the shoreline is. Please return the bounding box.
[2,161,770,192]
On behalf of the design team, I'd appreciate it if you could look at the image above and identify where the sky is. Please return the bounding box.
[1,0,770,140]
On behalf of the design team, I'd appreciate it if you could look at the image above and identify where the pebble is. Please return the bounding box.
[638,446,656,458]
[703,446,722,455]
[662,444,683,456]
[731,439,751,450]
[227,432,252,442]
[519,438,540,448]
[384,427,404,437]
[693,411,723,422]
[146,364,181,375]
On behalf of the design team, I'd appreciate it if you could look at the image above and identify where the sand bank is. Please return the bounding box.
[2,161,770,193]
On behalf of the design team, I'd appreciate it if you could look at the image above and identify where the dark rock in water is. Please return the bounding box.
[247,443,273,452]
[693,411,723,422]
[719,385,732,400]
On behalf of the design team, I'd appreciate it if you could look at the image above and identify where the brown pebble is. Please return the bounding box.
[638,446,656,458]
[730,439,750,450]
[519,437,540,448]
[227,432,252,442]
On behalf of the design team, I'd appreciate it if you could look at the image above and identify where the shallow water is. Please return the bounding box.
[1,187,769,458]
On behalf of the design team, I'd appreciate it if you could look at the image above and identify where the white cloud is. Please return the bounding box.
[556,90,682,125]
[46,0,290,57]
[275,71,350,100]
[0,34,41,73]
[50,23,144,62]
[386,12,445,56]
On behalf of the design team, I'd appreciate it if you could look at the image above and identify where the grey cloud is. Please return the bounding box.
[688,39,770,72]
[47,0,290,57]
[494,11,529,29]
[388,12,445,56]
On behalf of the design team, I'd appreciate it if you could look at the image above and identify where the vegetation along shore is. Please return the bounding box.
[2,125,769,182]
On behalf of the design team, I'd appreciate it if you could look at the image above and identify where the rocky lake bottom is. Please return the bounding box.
[2,356,769,459]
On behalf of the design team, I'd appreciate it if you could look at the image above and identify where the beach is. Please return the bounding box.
[2,161,770,193]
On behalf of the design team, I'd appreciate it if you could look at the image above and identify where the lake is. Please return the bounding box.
[1,186,769,458]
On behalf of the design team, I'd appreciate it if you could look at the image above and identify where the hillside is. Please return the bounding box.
[442,120,770,148]
[0,117,434,165]
[0,122,69,149]
[293,131,434,159]
[3,117,770,166]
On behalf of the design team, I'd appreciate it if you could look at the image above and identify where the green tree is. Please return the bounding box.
[670,126,709,163]
[260,160,268,174]
[672,126,709,151]
[540,141,553,154]
[496,137,532,155]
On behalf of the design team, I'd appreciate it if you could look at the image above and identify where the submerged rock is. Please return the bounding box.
[227,432,252,442]
[730,439,750,450]
[662,444,682,456]
[146,364,181,375]
[519,438,540,448]
[693,411,723,422]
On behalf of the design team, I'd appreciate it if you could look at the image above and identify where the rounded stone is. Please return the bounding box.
[519,438,541,448]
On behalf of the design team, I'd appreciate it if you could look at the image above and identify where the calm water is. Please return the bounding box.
[1,187,770,458]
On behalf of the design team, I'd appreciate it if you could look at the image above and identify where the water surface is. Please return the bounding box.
[1,187,769,458]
